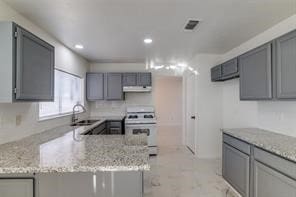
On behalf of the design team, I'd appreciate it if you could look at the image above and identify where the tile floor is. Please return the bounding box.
[144,126,239,197]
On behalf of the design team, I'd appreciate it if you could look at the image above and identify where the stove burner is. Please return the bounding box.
[144,115,154,119]
[128,115,138,119]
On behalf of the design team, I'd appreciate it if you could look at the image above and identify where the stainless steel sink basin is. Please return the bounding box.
[70,119,100,127]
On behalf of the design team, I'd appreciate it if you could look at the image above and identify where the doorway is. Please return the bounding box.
[154,76,183,147]
[184,73,196,154]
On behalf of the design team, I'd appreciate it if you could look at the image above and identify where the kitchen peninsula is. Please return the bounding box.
[0,121,149,197]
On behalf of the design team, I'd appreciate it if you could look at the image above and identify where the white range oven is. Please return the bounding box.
[125,106,157,155]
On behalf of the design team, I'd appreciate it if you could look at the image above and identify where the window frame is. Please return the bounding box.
[38,68,85,121]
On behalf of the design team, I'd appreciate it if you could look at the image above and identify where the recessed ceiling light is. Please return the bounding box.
[75,44,84,49]
[144,38,153,44]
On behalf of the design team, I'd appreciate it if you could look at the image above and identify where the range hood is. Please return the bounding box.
[123,86,152,92]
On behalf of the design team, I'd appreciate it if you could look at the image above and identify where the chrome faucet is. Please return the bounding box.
[72,103,86,123]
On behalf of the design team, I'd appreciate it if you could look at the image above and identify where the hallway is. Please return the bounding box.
[144,126,239,197]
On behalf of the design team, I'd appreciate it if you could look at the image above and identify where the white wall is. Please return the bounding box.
[154,76,182,126]
[89,63,154,116]
[220,15,296,137]
[0,0,89,144]
[187,54,222,158]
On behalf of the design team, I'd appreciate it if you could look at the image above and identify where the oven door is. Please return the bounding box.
[125,123,156,147]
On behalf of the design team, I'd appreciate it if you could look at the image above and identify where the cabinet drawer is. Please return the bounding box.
[223,134,251,155]
[254,147,296,180]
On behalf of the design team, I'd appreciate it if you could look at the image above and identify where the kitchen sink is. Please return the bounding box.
[70,119,100,127]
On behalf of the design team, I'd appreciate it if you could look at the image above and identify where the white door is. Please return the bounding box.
[185,74,196,153]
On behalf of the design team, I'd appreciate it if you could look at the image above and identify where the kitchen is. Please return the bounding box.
[0,0,295,197]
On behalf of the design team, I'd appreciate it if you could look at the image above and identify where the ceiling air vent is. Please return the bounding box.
[184,20,200,30]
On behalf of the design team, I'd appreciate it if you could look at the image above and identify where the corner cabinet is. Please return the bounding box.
[274,30,296,99]
[239,43,272,100]
[0,22,54,103]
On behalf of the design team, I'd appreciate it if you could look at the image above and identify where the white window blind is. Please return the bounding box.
[39,69,83,119]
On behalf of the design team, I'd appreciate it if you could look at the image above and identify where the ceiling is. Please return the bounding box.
[5,0,296,64]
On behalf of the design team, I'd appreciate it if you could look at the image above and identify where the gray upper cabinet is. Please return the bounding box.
[122,73,137,86]
[15,26,54,101]
[221,58,239,79]
[239,43,272,100]
[104,73,124,100]
[223,142,250,197]
[275,30,296,99]
[254,161,296,197]
[0,22,54,103]
[211,65,222,82]
[137,73,152,86]
[86,73,104,101]
[123,72,152,87]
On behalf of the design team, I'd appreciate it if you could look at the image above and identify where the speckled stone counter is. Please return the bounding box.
[222,128,296,163]
[0,123,149,174]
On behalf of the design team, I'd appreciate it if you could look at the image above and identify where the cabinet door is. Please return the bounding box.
[275,30,296,99]
[223,143,250,197]
[105,73,123,100]
[221,58,239,79]
[254,161,296,197]
[0,178,34,197]
[123,73,137,86]
[86,73,104,101]
[15,26,54,101]
[239,43,272,100]
[211,65,222,81]
[137,73,152,86]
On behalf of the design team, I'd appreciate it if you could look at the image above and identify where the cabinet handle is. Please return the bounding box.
[191,116,196,119]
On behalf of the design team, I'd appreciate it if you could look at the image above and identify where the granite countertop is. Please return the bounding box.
[222,128,296,163]
[0,119,149,174]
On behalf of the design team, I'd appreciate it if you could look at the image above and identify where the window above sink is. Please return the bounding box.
[39,69,84,120]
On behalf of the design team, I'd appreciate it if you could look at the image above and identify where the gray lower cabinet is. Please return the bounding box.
[38,171,143,197]
[0,178,34,197]
[223,133,296,197]
[239,43,272,100]
[223,143,250,197]
[274,30,296,99]
[0,22,54,103]
[104,73,124,100]
[254,161,296,197]
[107,120,123,135]
[86,73,104,101]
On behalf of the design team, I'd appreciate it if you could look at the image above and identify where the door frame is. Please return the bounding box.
[183,72,197,154]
